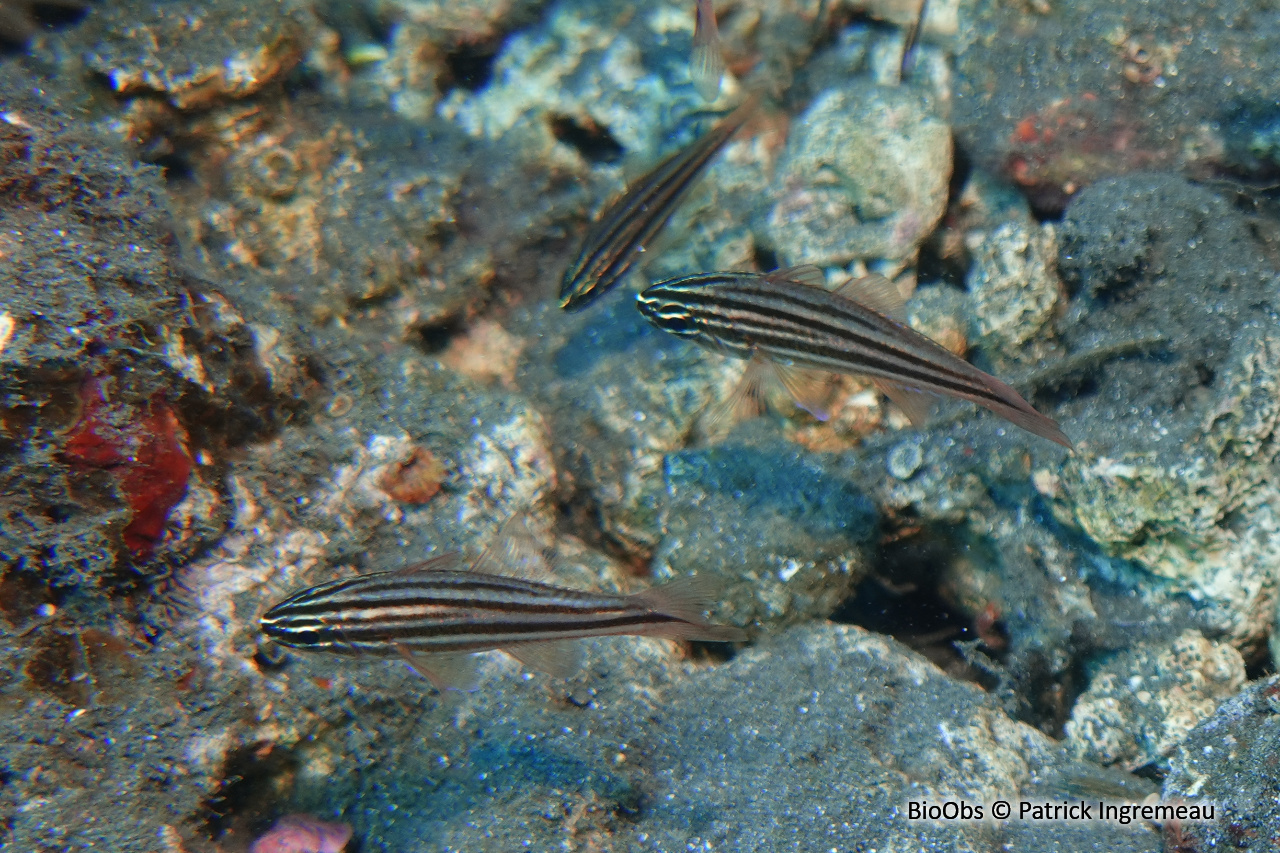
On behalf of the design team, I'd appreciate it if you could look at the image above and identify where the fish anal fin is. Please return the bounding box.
[397,645,482,692]
[504,640,585,679]
[692,0,725,101]
[871,377,935,427]
[835,273,907,321]
[767,264,828,289]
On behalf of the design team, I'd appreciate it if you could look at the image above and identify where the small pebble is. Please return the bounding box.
[887,441,924,480]
[250,815,353,853]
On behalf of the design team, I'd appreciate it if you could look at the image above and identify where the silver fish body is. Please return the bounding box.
[559,101,754,312]
[261,563,745,658]
[636,271,1072,447]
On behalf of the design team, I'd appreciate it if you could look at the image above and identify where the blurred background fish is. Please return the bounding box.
[559,98,755,312]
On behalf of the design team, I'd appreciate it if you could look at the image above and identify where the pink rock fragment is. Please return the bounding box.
[249,814,353,853]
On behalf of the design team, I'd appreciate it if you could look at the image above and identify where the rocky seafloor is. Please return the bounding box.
[3,0,1280,850]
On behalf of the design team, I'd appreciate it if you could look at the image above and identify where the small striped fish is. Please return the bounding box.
[636,269,1072,447]
[559,99,754,312]
[261,553,746,690]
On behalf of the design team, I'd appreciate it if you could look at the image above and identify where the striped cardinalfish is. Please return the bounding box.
[260,552,746,691]
[559,98,755,312]
[635,267,1073,448]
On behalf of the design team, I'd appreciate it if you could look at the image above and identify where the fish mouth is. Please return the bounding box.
[559,277,595,312]
[636,291,699,337]
[634,291,659,319]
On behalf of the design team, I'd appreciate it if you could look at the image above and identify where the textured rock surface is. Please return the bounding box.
[653,429,879,629]
[342,624,1162,852]
[952,0,1280,214]
[965,221,1063,360]
[1162,676,1280,852]
[762,82,952,267]
[0,80,276,589]
[1047,175,1280,646]
[1066,630,1245,768]
[3,0,1279,848]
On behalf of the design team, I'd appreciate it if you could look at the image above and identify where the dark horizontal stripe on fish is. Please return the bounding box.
[670,285,1005,405]
[672,280,922,347]
[696,312,995,404]
[273,597,633,622]
[269,581,625,618]
[290,611,683,646]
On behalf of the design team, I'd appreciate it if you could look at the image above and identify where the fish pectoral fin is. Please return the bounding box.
[871,377,936,427]
[766,359,834,422]
[766,264,828,289]
[504,640,585,679]
[692,0,725,101]
[396,645,483,693]
[703,356,833,432]
[702,355,769,436]
[834,273,908,322]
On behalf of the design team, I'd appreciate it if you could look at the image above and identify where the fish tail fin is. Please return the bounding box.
[629,575,748,643]
[979,375,1074,449]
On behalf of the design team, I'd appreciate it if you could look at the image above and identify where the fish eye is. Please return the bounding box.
[663,315,696,334]
[293,629,321,646]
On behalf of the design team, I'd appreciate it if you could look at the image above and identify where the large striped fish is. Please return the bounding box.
[559,98,755,312]
[636,267,1072,447]
[261,553,745,691]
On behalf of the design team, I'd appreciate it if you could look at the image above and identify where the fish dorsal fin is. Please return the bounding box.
[469,517,556,583]
[871,377,935,427]
[768,264,828,289]
[392,552,467,576]
[505,640,585,679]
[397,646,483,692]
[835,273,907,321]
[630,573,728,624]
